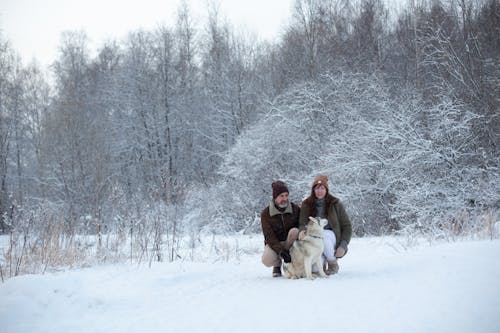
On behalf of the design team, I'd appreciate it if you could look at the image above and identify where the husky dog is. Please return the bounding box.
[284,217,328,280]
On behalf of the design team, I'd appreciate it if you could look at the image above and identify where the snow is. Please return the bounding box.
[1,237,499,333]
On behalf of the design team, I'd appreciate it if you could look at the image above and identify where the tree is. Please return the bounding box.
[173,0,199,186]
[350,0,389,69]
[21,63,51,201]
[198,3,259,176]
[44,31,94,231]
[8,56,26,208]
[0,35,15,233]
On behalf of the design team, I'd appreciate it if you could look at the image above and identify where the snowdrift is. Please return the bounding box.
[1,236,499,333]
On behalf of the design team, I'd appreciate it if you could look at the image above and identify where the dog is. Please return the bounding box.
[284,217,328,280]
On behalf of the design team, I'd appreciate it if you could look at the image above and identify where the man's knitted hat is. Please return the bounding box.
[272,180,289,199]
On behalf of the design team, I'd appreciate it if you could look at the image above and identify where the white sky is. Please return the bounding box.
[0,0,293,67]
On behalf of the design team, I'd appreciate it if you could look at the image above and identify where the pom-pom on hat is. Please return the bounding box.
[272,180,289,199]
[312,175,329,191]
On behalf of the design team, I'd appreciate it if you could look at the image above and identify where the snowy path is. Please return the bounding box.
[1,237,499,333]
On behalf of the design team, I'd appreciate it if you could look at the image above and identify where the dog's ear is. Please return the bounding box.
[319,218,328,228]
[308,216,319,225]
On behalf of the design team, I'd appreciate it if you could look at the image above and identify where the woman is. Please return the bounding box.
[299,175,352,275]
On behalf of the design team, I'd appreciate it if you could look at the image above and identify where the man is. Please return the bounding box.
[261,180,300,277]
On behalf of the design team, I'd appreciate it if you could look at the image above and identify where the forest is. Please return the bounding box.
[0,0,498,277]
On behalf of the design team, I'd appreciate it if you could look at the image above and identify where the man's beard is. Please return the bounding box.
[276,201,288,209]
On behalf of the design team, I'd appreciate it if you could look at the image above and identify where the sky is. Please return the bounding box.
[0,0,293,67]
[1,235,499,333]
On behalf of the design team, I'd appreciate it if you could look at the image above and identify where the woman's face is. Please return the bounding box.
[314,184,327,199]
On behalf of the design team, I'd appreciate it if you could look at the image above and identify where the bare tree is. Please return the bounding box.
[21,63,51,202]
[45,31,93,232]
[0,35,16,233]
[350,0,389,69]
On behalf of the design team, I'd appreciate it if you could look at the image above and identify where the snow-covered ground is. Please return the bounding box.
[1,236,499,333]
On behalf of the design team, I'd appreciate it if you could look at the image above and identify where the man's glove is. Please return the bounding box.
[280,249,291,263]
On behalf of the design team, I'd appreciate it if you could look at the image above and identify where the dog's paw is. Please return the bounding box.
[318,270,328,278]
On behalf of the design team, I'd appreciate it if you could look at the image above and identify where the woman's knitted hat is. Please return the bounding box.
[311,175,329,191]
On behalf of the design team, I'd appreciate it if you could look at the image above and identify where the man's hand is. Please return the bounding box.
[298,230,306,240]
[280,249,291,263]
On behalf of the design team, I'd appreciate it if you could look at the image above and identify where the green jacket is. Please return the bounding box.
[261,201,300,254]
[299,195,352,251]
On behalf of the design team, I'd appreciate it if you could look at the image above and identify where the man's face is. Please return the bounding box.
[274,192,289,208]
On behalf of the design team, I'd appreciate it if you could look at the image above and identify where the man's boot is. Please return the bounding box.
[325,259,339,275]
[272,266,282,277]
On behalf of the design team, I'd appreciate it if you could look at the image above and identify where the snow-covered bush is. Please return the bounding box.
[182,70,499,236]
